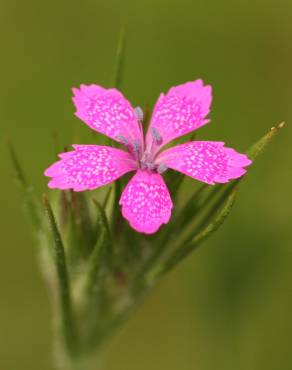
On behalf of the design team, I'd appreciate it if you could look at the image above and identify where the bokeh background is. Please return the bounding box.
[1,0,292,369]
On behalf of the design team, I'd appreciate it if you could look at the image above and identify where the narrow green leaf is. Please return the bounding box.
[111,177,122,230]
[146,122,285,283]
[64,192,96,271]
[147,186,238,283]
[102,186,112,209]
[43,195,78,356]
[175,121,286,249]
[91,198,112,268]
[70,192,95,255]
[80,199,112,342]
[109,26,127,228]
[82,226,109,300]
[140,186,220,283]
[177,184,213,229]
[110,25,126,89]
[8,142,41,229]
[93,199,111,242]
[144,184,215,273]
[179,183,237,247]
[247,122,285,160]
[164,170,185,199]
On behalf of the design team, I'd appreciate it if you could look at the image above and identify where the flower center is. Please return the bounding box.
[140,127,166,172]
[116,108,168,174]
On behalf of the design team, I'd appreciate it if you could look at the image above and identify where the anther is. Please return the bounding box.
[157,163,168,174]
[132,140,141,153]
[151,127,163,145]
[115,135,129,145]
[140,159,156,171]
[140,159,147,170]
[147,162,156,170]
[134,106,144,122]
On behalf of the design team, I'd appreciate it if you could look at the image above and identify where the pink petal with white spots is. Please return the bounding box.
[157,141,252,185]
[45,145,137,191]
[119,170,173,234]
[146,79,212,153]
[72,84,142,146]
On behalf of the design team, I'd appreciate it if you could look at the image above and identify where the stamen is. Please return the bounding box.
[135,107,144,151]
[140,158,156,171]
[147,162,156,170]
[157,163,168,174]
[151,127,163,146]
[132,140,142,165]
[132,140,141,154]
[134,106,144,122]
[115,135,129,146]
[140,159,147,170]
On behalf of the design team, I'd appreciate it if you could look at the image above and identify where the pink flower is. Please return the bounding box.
[45,80,252,234]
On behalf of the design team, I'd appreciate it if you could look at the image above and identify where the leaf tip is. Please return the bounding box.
[276,121,285,129]
[271,121,285,132]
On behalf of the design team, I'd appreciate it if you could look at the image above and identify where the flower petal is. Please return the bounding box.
[119,170,173,234]
[146,79,212,153]
[157,141,252,185]
[72,84,142,146]
[45,145,136,191]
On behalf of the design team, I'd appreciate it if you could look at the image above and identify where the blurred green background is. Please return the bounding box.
[1,0,292,369]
